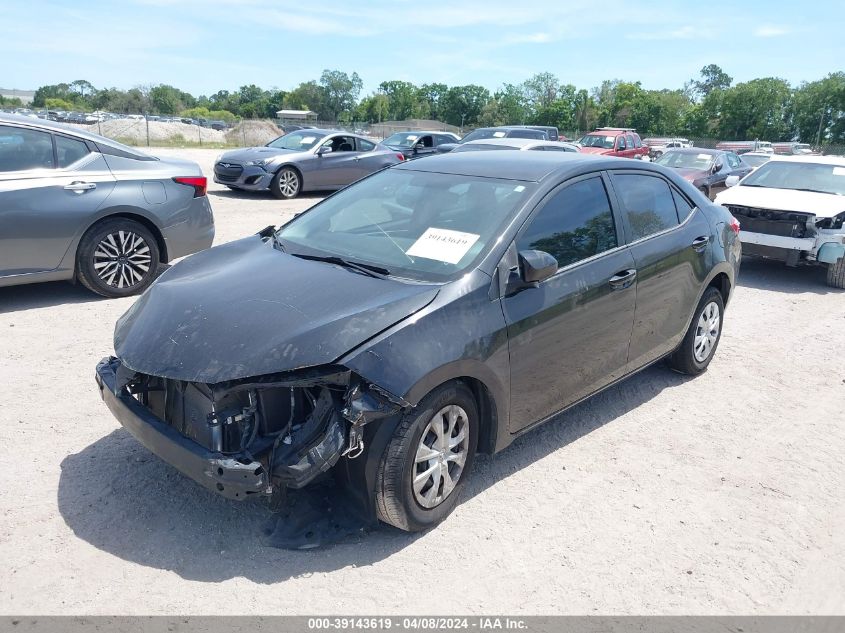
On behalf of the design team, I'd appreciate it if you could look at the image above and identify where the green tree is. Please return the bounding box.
[44,97,75,110]
[149,84,187,115]
[320,69,362,121]
[790,72,845,144]
[522,72,560,115]
[694,64,732,99]
[378,80,423,120]
[717,78,792,140]
[282,81,325,117]
[418,83,449,120]
[441,84,490,127]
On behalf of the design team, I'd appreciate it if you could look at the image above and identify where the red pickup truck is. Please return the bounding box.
[577,127,650,159]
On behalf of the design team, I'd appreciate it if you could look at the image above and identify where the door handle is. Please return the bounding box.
[691,236,710,251]
[608,269,637,290]
[64,181,97,194]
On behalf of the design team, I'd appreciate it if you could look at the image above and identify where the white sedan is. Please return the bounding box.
[715,155,845,288]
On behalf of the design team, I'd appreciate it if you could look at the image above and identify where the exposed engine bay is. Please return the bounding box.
[98,357,406,503]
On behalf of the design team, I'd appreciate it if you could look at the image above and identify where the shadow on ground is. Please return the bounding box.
[58,365,686,582]
[737,256,842,295]
[0,281,105,314]
[208,188,325,201]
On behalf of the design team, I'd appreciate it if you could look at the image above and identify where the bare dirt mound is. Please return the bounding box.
[66,120,227,145]
[225,120,283,147]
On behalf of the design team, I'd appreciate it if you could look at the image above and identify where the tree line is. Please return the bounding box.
[22,65,845,143]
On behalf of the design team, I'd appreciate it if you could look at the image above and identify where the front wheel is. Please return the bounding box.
[827,257,845,289]
[76,218,160,298]
[270,167,301,199]
[668,287,725,375]
[375,382,478,532]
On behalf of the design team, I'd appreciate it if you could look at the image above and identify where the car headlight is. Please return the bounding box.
[246,159,268,167]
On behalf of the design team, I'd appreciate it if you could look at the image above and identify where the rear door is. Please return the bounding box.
[0,126,116,277]
[608,171,712,371]
[353,137,391,178]
[502,173,637,431]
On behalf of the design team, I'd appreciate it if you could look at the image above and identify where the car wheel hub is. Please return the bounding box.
[693,301,720,363]
[93,230,152,289]
[412,404,469,509]
[279,171,298,197]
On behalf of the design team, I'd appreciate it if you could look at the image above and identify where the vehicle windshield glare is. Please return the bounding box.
[276,168,535,282]
[267,131,327,150]
[460,129,505,143]
[655,151,715,170]
[578,134,616,149]
[741,154,770,168]
[741,161,845,196]
[383,133,421,147]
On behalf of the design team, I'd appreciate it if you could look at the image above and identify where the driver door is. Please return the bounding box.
[314,135,362,187]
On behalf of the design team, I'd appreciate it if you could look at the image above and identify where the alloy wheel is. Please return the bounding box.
[92,230,152,289]
[693,301,721,363]
[412,404,469,509]
[278,170,299,197]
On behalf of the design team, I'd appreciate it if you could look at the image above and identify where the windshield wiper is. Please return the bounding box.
[290,253,391,278]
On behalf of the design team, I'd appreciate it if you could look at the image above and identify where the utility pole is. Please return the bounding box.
[816,105,826,148]
[460,113,466,134]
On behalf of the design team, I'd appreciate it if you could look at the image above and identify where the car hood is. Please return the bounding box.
[114,235,440,383]
[667,166,708,182]
[578,146,613,155]
[715,186,845,219]
[217,146,302,163]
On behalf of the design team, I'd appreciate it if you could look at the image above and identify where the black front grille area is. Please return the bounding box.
[727,205,814,238]
[215,162,243,183]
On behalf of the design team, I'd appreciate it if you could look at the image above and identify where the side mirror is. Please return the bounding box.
[317,145,333,155]
[520,250,558,283]
[725,175,740,188]
[712,161,724,173]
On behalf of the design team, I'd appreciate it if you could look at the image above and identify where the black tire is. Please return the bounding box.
[270,166,301,200]
[375,381,479,532]
[76,218,160,298]
[826,257,845,289]
[668,286,725,375]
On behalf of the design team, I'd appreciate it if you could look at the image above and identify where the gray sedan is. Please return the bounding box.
[213,129,403,199]
[451,138,582,153]
[0,115,214,298]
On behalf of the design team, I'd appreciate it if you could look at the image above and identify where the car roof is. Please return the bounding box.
[769,154,845,166]
[0,113,155,158]
[387,130,456,135]
[583,129,634,137]
[461,138,548,148]
[665,147,721,155]
[393,150,663,182]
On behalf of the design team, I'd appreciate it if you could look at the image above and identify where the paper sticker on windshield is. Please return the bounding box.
[406,135,418,141]
[514,185,526,192]
[493,131,506,137]
[300,136,316,144]
[407,228,480,264]
[832,167,845,176]
[697,153,712,160]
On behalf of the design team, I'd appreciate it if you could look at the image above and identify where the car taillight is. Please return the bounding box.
[729,216,741,234]
[396,153,405,161]
[173,176,207,197]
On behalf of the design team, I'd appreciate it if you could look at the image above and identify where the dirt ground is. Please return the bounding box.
[1,149,843,615]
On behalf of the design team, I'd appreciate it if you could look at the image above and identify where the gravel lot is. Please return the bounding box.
[1,149,843,615]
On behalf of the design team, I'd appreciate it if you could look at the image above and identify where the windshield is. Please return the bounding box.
[267,130,327,150]
[459,129,509,143]
[742,154,770,168]
[383,132,422,147]
[578,134,616,149]
[741,161,845,196]
[276,168,535,282]
[655,151,715,170]
[452,143,517,152]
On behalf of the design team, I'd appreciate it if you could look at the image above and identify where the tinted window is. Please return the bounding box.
[517,177,617,269]
[0,125,54,171]
[726,152,741,168]
[633,134,643,148]
[616,136,627,150]
[55,135,90,167]
[615,174,679,240]
[625,134,635,149]
[672,188,694,222]
[509,129,545,139]
[356,138,375,152]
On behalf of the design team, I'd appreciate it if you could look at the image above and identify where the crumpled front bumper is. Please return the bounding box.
[95,357,270,500]
[213,163,274,191]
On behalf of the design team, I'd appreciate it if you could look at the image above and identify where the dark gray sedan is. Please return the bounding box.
[0,115,214,298]
[213,129,403,199]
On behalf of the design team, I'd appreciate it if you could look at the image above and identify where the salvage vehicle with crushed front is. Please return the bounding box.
[96,152,740,532]
[715,155,845,288]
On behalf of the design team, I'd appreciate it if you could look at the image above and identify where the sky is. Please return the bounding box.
[1,0,843,97]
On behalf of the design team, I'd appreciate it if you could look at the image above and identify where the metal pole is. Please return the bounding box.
[145,115,150,148]
[816,106,826,148]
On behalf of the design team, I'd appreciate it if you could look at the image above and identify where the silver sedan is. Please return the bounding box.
[450,138,582,153]
[0,115,214,298]
[213,129,404,199]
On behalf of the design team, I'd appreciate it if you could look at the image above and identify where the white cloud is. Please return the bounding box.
[754,24,789,37]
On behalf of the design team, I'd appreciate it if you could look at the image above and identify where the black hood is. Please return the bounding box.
[114,236,439,383]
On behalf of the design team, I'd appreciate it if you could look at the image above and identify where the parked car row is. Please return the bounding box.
[0,108,232,130]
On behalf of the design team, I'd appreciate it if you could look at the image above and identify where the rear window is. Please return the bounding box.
[56,135,90,167]
[614,174,680,240]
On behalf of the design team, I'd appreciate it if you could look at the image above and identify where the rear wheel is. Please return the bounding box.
[827,257,845,289]
[375,382,478,532]
[76,218,160,298]
[668,287,724,375]
[271,167,301,199]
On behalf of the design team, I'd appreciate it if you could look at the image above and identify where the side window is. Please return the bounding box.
[626,134,635,149]
[528,146,545,151]
[418,135,433,148]
[726,152,740,168]
[516,176,618,269]
[55,135,90,168]
[0,125,55,172]
[672,188,694,222]
[615,174,679,240]
[356,137,375,152]
[616,136,627,151]
[633,134,643,148]
[328,136,356,152]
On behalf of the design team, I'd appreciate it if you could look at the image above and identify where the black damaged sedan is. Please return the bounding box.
[96,152,741,532]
